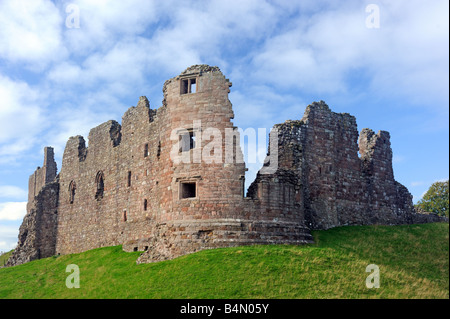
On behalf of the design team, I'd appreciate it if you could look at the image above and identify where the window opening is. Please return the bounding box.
[180,78,197,94]
[69,181,76,204]
[157,141,161,159]
[180,182,196,199]
[179,129,195,152]
[95,171,104,200]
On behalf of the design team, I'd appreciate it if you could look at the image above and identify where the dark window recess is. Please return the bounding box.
[180,182,196,199]
[133,247,138,252]
[180,78,197,94]
[157,141,161,159]
[144,143,149,157]
[144,199,148,211]
[95,171,104,200]
[127,171,132,187]
[123,210,127,222]
[69,181,76,204]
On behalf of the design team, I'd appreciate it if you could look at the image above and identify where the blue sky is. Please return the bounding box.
[0,0,448,252]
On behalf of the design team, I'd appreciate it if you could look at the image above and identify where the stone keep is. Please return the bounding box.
[6,65,444,267]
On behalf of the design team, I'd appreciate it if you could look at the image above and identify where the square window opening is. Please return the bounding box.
[180,182,196,199]
[180,78,197,95]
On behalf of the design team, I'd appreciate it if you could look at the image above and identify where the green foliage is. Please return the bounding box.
[416,180,449,217]
[0,223,448,299]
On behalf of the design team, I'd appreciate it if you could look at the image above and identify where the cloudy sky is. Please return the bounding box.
[0,0,448,252]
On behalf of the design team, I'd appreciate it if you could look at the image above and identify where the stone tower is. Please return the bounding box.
[6,147,59,267]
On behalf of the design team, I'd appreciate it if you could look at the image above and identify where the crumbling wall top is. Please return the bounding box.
[162,64,228,107]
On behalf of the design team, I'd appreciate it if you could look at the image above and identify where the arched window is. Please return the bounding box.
[95,171,104,200]
[69,181,76,204]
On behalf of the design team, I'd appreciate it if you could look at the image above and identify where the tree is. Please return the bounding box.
[415,180,449,217]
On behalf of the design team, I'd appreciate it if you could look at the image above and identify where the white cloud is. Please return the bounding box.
[61,0,164,54]
[249,0,449,106]
[0,186,27,200]
[0,0,66,69]
[0,202,27,221]
[0,75,48,163]
[0,225,20,251]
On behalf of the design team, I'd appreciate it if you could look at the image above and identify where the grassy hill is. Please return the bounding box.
[0,223,448,299]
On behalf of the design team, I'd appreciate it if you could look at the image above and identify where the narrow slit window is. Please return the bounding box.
[144,199,148,211]
[127,171,132,187]
[157,141,161,159]
[69,181,76,204]
[180,182,196,199]
[144,143,149,157]
[95,171,104,200]
[123,210,127,222]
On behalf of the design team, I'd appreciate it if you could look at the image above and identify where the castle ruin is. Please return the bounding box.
[6,65,444,267]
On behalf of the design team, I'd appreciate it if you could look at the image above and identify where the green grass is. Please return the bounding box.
[0,223,448,299]
[0,250,13,267]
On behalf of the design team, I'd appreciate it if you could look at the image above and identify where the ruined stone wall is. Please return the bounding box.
[55,101,158,255]
[8,65,445,267]
[6,149,58,267]
[27,147,57,203]
[358,128,416,225]
[52,65,313,264]
[270,101,419,230]
[137,66,312,263]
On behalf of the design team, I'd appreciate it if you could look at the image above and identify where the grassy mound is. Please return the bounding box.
[0,223,448,299]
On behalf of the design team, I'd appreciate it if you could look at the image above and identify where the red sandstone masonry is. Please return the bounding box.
[6,65,445,267]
